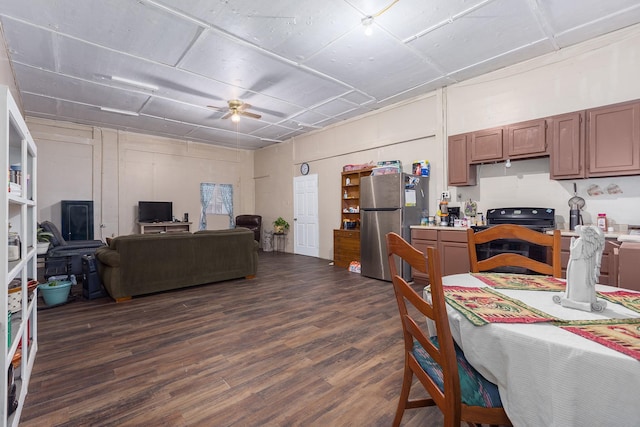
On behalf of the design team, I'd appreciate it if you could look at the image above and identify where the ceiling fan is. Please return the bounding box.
[208,99,262,123]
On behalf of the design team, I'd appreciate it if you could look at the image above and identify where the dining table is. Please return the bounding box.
[427,272,640,427]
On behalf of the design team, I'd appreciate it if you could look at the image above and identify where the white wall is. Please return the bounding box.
[256,93,444,260]
[28,118,255,239]
[446,23,640,228]
[256,23,640,261]
[0,22,20,109]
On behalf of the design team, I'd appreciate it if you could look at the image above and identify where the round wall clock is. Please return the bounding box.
[300,162,310,175]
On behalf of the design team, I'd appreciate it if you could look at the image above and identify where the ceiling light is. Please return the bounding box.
[231,111,240,123]
[361,0,399,36]
[110,76,159,91]
[361,16,374,36]
[99,106,140,116]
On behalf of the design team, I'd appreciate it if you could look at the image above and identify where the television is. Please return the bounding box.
[138,201,173,223]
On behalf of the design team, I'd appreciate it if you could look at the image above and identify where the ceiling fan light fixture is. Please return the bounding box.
[231,111,241,123]
[361,16,374,36]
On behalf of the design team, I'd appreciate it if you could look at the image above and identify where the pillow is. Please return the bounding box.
[411,337,503,408]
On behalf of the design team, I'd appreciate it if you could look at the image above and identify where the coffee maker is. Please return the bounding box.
[448,207,461,227]
[568,183,585,231]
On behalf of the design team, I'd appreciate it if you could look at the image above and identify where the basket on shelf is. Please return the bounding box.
[8,279,39,314]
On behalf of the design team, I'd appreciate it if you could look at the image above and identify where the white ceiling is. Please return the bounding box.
[1,0,640,150]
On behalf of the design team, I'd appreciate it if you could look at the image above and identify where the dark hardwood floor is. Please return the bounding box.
[21,252,444,426]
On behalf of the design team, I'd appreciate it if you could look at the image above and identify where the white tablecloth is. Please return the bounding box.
[434,274,640,427]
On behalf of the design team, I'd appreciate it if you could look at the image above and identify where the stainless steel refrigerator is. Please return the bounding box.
[360,173,428,281]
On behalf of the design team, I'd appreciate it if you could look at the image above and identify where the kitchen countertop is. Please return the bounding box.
[410,225,469,231]
[410,224,632,239]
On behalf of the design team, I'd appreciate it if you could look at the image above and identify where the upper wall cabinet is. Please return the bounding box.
[449,98,640,185]
[549,112,585,179]
[470,127,503,163]
[587,101,640,177]
[506,119,548,159]
[448,133,476,186]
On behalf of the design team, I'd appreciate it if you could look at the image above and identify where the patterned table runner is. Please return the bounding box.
[472,272,566,291]
[596,290,640,314]
[558,318,640,361]
[443,286,558,326]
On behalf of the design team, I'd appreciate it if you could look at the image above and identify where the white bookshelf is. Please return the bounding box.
[1,86,38,426]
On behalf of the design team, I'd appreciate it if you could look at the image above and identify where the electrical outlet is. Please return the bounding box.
[441,191,450,200]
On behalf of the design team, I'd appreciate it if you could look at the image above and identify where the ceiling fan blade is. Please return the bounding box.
[237,103,252,111]
[239,111,261,119]
[221,111,233,119]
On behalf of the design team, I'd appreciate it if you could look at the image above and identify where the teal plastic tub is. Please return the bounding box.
[38,281,72,306]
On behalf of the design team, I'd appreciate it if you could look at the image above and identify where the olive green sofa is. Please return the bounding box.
[95,228,258,301]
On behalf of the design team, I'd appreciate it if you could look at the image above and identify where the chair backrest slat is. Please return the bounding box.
[467,224,562,277]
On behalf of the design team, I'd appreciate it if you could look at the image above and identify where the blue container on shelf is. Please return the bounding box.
[38,280,72,306]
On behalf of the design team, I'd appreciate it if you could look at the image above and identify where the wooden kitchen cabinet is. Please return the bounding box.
[438,230,471,277]
[410,228,438,284]
[334,167,373,269]
[560,236,617,286]
[549,112,585,179]
[587,101,640,177]
[448,133,476,186]
[506,119,548,159]
[333,229,361,268]
[411,228,469,284]
[470,127,503,163]
[340,168,372,230]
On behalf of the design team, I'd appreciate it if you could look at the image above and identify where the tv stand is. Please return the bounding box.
[138,221,191,234]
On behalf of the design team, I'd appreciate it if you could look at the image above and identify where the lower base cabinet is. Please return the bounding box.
[411,228,470,284]
[333,229,360,268]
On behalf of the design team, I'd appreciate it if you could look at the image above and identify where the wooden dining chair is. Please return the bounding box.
[385,232,512,427]
[467,224,562,277]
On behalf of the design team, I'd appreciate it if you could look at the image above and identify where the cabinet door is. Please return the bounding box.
[506,119,547,158]
[470,127,503,163]
[448,134,477,186]
[438,241,470,276]
[411,229,438,284]
[549,112,585,179]
[587,101,640,177]
[333,229,360,268]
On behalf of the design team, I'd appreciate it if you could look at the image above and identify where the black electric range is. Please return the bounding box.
[472,207,556,274]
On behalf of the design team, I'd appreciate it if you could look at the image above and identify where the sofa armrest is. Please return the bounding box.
[95,247,120,267]
[59,239,105,249]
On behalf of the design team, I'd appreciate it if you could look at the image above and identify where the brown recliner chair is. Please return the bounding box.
[235,215,262,243]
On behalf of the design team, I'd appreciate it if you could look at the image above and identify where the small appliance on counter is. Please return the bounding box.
[447,207,461,226]
[568,183,585,230]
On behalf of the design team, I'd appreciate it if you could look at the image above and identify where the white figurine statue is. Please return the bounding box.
[553,225,607,312]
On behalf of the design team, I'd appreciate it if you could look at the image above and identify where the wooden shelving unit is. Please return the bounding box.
[334,167,373,268]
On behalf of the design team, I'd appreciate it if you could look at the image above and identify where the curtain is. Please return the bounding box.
[219,184,234,228]
[199,183,215,230]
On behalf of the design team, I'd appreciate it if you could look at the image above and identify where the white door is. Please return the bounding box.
[293,174,319,257]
